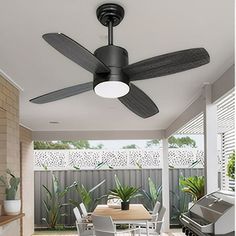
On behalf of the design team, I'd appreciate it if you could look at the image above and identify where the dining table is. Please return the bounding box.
[93,204,152,235]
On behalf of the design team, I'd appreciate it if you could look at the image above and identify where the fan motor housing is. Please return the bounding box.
[93,45,129,88]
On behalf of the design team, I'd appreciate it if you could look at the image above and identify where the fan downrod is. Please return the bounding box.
[96,3,124,27]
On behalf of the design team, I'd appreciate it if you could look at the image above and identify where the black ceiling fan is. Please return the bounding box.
[30,3,210,118]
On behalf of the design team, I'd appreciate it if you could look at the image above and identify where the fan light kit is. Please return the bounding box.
[94,81,129,98]
[30,3,210,118]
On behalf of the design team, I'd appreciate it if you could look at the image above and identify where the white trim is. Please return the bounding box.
[20,123,33,131]
[0,68,23,91]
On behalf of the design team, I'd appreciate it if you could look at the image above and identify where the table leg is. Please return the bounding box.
[146,220,149,236]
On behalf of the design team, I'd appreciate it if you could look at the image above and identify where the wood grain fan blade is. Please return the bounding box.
[43,33,110,74]
[118,83,159,118]
[123,48,210,81]
[30,82,93,104]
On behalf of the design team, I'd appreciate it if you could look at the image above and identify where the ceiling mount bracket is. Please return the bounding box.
[96,3,124,27]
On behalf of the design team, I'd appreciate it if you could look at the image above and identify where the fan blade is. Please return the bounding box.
[123,48,210,81]
[30,82,93,104]
[43,33,110,74]
[118,83,159,118]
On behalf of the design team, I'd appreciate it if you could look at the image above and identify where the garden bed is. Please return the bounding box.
[34,226,77,235]
[33,231,77,235]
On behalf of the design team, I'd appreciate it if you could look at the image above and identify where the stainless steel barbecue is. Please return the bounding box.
[180,190,235,236]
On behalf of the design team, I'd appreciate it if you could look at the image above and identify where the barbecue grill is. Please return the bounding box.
[180,190,235,236]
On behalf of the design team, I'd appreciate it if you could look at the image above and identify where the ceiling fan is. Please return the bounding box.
[30,3,210,118]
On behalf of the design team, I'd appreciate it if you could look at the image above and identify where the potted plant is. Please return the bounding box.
[180,175,205,209]
[0,169,21,215]
[109,175,141,210]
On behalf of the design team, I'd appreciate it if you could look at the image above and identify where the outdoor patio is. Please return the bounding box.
[0,1,235,236]
[31,87,234,232]
[30,80,235,236]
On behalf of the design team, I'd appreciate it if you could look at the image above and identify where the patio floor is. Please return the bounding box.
[32,228,184,236]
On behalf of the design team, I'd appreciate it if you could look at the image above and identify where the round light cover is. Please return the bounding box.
[94,81,129,98]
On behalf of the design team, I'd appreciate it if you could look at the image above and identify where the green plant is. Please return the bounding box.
[180,175,205,202]
[141,177,162,211]
[95,162,113,169]
[34,140,104,150]
[170,191,188,225]
[109,175,142,202]
[168,136,197,148]
[70,180,106,212]
[0,169,20,200]
[227,152,235,180]
[42,172,72,229]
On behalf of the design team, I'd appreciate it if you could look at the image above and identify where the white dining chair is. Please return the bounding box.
[151,201,161,217]
[73,207,82,221]
[132,206,166,235]
[92,214,140,236]
[107,195,122,209]
[73,207,94,236]
[80,202,91,218]
[153,206,166,235]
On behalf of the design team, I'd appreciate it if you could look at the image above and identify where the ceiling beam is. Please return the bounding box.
[165,95,205,138]
[32,129,165,141]
[211,65,235,103]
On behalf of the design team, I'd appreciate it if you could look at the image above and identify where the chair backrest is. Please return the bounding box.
[155,206,166,234]
[107,195,121,209]
[73,207,82,222]
[91,214,115,236]
[157,206,166,221]
[80,202,88,217]
[153,201,161,215]
[75,220,93,236]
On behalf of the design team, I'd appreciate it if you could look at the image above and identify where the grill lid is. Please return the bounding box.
[190,191,234,223]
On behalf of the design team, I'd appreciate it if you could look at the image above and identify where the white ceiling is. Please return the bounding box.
[0,0,234,132]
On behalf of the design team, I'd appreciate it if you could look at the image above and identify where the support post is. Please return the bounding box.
[203,84,218,193]
[162,139,170,232]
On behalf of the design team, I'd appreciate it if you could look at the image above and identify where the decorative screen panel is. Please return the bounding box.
[34,148,210,170]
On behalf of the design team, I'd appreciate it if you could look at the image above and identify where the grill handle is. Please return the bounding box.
[180,214,213,234]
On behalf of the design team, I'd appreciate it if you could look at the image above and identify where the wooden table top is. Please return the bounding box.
[93,204,152,221]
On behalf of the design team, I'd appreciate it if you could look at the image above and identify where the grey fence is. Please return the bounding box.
[34,168,204,227]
